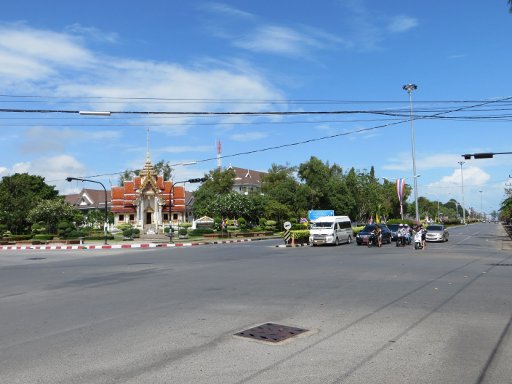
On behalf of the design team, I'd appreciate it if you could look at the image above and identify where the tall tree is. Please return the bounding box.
[191,168,236,217]
[0,173,59,234]
[27,198,80,234]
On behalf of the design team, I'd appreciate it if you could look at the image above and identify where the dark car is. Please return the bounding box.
[356,224,392,245]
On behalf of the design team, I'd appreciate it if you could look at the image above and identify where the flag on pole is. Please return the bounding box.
[396,178,405,216]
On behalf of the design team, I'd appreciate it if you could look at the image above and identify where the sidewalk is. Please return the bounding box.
[499,223,512,251]
[0,236,278,251]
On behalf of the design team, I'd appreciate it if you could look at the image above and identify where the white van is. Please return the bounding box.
[309,216,353,246]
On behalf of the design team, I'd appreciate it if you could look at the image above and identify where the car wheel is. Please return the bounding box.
[335,237,339,246]
[347,236,352,244]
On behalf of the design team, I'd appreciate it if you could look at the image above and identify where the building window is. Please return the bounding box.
[163,213,169,221]
[173,213,178,221]
[129,214,135,221]
[119,214,124,222]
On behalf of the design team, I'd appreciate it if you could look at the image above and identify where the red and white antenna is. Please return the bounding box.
[217,139,222,170]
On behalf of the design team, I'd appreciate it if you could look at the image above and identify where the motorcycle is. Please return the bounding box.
[414,231,423,250]
[367,232,377,248]
[396,234,406,247]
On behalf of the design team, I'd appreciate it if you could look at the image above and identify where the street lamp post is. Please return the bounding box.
[66,177,109,245]
[403,83,419,223]
[168,177,206,243]
[479,190,483,221]
[458,161,466,224]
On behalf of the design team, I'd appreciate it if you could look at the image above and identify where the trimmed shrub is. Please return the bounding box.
[189,228,214,236]
[33,234,54,241]
[178,228,188,236]
[290,230,309,242]
[180,222,192,228]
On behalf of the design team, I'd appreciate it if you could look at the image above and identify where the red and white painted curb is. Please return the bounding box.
[0,238,259,251]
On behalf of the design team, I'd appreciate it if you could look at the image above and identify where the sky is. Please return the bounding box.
[0,0,511,217]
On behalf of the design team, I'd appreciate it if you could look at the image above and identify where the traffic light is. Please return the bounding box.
[462,153,494,160]
[187,177,207,183]
[473,153,494,159]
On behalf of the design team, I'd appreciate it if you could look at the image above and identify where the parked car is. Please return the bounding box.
[425,224,449,242]
[356,224,392,245]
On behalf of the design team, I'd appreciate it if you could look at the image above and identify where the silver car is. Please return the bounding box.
[425,224,449,242]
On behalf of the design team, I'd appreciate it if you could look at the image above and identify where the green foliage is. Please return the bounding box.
[189,228,214,236]
[386,219,415,226]
[290,230,309,241]
[27,199,79,235]
[291,223,308,230]
[33,234,54,240]
[180,222,192,228]
[178,228,188,236]
[353,226,365,235]
[0,173,59,234]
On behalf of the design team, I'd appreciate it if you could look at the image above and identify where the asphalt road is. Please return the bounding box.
[0,223,511,384]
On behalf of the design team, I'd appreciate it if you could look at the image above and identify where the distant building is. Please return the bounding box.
[230,166,267,195]
[64,188,111,211]
[110,155,187,234]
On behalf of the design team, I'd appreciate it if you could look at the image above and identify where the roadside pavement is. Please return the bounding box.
[0,236,279,251]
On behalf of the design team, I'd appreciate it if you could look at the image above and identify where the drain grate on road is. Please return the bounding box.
[26,257,46,260]
[490,263,512,266]
[235,323,308,343]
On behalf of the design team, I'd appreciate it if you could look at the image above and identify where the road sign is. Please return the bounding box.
[308,210,334,221]
[283,229,291,244]
[283,221,292,230]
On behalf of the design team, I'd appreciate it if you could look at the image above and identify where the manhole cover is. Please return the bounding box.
[26,257,46,260]
[235,323,308,343]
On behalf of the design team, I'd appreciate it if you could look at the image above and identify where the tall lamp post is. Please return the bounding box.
[169,177,206,243]
[66,177,109,245]
[479,190,483,221]
[403,83,419,223]
[458,161,466,224]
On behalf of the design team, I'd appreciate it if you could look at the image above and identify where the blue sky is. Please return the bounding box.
[0,1,511,216]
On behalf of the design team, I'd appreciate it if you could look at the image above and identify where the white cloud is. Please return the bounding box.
[427,166,491,191]
[11,155,88,193]
[20,127,121,154]
[387,15,418,33]
[231,131,268,142]
[203,2,255,19]
[384,153,462,171]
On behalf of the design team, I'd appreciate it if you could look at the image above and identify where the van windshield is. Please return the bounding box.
[311,222,333,228]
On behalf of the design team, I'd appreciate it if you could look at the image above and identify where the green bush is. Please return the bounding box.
[132,228,140,237]
[291,223,308,230]
[178,228,188,236]
[259,218,267,226]
[123,228,134,238]
[189,228,214,236]
[290,230,309,242]
[353,226,365,235]
[31,222,47,234]
[116,223,133,231]
[289,218,298,224]
[10,234,33,241]
[33,234,54,240]
[237,217,247,229]
[180,222,192,228]
[84,235,115,241]
[386,219,415,226]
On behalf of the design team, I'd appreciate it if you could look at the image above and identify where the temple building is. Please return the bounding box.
[111,155,186,234]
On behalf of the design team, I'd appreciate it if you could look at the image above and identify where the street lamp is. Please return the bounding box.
[479,190,483,221]
[458,161,466,224]
[169,177,206,243]
[403,83,419,223]
[66,177,109,245]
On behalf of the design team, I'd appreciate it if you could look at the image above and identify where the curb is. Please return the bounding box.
[0,238,259,251]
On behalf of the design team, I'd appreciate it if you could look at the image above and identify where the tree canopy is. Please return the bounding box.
[0,173,59,234]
